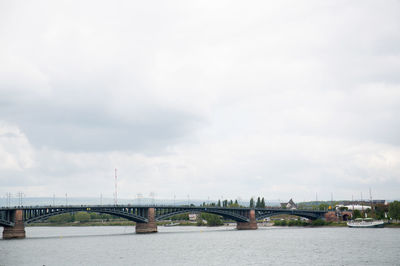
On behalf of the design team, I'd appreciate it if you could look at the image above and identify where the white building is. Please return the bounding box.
[188,213,198,221]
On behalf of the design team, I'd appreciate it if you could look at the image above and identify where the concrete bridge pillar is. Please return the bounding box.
[3,210,26,239]
[136,207,157,234]
[237,209,258,230]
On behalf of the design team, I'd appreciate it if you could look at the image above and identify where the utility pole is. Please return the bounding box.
[114,168,118,205]
[6,192,11,207]
[18,192,20,206]
[150,192,155,205]
[369,188,374,217]
[17,192,24,206]
[137,193,143,205]
[361,192,364,215]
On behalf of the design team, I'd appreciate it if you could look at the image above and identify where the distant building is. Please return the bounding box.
[341,200,387,206]
[336,204,371,211]
[281,199,297,209]
[188,213,198,221]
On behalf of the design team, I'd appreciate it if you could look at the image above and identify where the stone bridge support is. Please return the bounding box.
[3,210,26,239]
[237,209,257,230]
[324,211,338,222]
[136,207,157,234]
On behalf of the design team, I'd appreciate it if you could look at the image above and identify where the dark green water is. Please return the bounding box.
[1,226,399,265]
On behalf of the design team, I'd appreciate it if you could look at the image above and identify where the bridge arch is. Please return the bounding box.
[24,208,148,224]
[255,210,324,221]
[155,208,250,222]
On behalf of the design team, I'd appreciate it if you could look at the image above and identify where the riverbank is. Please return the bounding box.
[27,220,202,227]
[384,223,400,228]
[27,221,362,227]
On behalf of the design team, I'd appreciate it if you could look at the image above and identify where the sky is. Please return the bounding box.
[0,0,400,202]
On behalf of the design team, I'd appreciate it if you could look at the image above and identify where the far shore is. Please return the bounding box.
[27,221,400,228]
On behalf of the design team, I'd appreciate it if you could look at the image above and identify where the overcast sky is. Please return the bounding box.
[1,0,399,202]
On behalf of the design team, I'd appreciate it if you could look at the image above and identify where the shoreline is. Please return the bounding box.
[27,221,400,228]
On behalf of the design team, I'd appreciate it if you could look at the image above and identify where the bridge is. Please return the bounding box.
[0,205,327,239]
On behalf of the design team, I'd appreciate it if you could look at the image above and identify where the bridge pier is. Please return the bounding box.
[136,207,157,234]
[3,210,25,239]
[237,209,257,230]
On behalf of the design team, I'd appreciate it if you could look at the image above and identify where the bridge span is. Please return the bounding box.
[0,205,327,239]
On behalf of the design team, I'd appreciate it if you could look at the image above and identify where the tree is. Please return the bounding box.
[318,203,329,211]
[375,204,388,220]
[217,200,221,207]
[389,201,400,221]
[250,198,254,208]
[256,197,261,208]
[48,213,74,224]
[75,212,91,223]
[353,209,362,219]
[201,213,223,226]
[261,198,265,208]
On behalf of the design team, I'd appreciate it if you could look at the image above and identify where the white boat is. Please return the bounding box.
[164,222,180,227]
[347,218,384,228]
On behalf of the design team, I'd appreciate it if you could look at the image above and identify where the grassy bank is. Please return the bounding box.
[272,219,348,227]
[27,220,201,227]
[28,220,136,227]
[384,223,400,228]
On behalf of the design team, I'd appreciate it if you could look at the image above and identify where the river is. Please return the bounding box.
[1,226,399,265]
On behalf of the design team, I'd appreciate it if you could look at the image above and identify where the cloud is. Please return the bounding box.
[0,0,399,201]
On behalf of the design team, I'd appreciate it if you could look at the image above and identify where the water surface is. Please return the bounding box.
[1,226,399,265]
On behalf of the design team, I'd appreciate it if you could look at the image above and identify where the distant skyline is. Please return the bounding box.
[1,1,400,201]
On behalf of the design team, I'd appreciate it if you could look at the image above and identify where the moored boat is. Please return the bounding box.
[164,222,180,227]
[347,218,384,228]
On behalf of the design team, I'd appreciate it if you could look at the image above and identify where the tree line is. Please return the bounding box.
[47,212,118,224]
[250,197,266,208]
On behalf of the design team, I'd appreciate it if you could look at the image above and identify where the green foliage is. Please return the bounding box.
[311,219,326,226]
[48,213,74,223]
[75,212,91,223]
[255,197,266,208]
[90,213,99,220]
[250,198,254,208]
[201,213,223,226]
[196,218,204,226]
[375,205,387,220]
[46,211,125,224]
[273,220,287,226]
[273,219,309,226]
[389,201,400,221]
[170,213,189,221]
[318,203,329,211]
[353,209,362,219]
[256,197,261,208]
[289,219,308,226]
